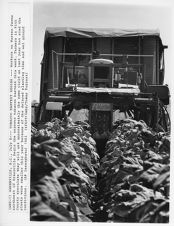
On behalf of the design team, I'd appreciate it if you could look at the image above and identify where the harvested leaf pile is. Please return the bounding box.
[95,119,170,223]
[31,117,99,222]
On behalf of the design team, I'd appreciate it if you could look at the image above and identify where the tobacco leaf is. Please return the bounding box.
[31,152,58,181]
[30,189,71,221]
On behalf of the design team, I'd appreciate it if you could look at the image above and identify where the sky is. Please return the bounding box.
[32,0,174,102]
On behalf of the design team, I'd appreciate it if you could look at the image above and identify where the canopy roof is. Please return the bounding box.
[45,27,160,39]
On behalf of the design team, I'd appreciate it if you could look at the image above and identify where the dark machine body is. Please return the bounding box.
[36,28,170,135]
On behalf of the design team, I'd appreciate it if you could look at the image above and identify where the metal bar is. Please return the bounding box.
[52,50,55,89]
[52,50,154,58]
[48,95,71,101]
[52,51,91,56]
[134,98,154,102]
[138,36,141,73]
[56,54,58,88]
[111,38,114,61]
[114,64,143,67]
[126,54,154,57]
[92,38,94,54]
[156,38,159,84]
[62,39,66,88]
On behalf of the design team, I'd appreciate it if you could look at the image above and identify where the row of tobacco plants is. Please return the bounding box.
[31,117,170,222]
[31,117,100,221]
[94,119,170,223]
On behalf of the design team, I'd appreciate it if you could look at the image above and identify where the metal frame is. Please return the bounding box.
[51,50,154,90]
[89,102,113,138]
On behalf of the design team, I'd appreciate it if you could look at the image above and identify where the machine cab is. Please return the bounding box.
[89,59,114,88]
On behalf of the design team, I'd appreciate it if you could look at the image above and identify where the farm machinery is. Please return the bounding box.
[35,28,170,139]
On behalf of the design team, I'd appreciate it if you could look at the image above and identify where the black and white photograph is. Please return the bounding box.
[30,0,173,223]
[29,0,174,223]
[1,0,173,225]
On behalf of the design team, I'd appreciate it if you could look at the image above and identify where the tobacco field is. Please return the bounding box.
[31,117,170,222]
